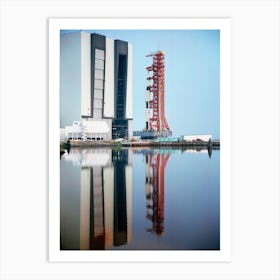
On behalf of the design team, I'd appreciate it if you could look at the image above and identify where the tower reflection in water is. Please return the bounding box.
[61,148,132,250]
[144,150,170,236]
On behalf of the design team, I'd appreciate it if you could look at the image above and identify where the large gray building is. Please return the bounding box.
[60,31,133,140]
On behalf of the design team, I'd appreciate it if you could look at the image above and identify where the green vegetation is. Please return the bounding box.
[61,141,70,149]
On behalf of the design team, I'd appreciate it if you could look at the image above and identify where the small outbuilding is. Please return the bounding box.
[65,121,110,141]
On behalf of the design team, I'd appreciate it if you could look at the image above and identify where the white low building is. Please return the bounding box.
[65,120,110,141]
[183,134,212,142]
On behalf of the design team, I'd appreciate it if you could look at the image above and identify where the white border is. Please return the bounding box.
[49,18,231,262]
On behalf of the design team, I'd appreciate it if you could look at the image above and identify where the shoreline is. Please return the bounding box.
[63,140,220,149]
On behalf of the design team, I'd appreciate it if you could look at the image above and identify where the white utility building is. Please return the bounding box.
[65,121,110,141]
[183,135,212,142]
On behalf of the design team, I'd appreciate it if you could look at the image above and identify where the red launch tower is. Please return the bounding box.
[145,51,171,137]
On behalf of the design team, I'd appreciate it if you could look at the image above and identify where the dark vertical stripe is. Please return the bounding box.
[114,40,128,119]
[90,33,106,118]
[112,40,129,139]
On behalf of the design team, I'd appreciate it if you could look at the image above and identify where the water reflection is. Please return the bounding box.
[61,148,132,250]
[144,151,170,236]
[61,147,219,250]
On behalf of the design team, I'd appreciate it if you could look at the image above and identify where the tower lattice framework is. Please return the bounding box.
[145,51,171,133]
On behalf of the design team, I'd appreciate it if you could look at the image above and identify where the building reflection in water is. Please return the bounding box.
[61,148,132,250]
[144,150,170,236]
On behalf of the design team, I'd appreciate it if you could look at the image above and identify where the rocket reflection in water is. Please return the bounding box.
[145,151,170,236]
[60,148,132,250]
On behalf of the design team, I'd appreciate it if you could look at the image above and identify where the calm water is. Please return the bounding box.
[60,147,220,250]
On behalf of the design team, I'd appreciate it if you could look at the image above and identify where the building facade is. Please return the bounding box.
[60,31,133,140]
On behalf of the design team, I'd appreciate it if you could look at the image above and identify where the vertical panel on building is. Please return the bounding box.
[91,34,106,120]
[80,168,91,249]
[127,120,133,140]
[126,44,133,119]
[112,40,129,139]
[81,32,91,117]
[60,32,81,127]
[114,40,128,119]
[104,38,115,118]
[93,48,105,119]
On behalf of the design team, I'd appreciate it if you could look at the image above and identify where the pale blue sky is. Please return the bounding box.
[61,29,220,138]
